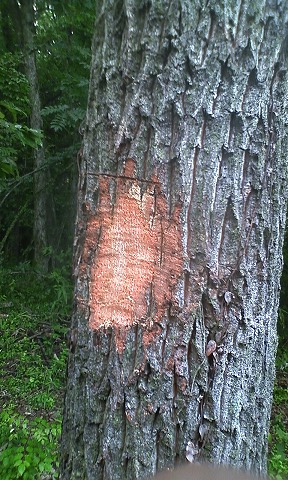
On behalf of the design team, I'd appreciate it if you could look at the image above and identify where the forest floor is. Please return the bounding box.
[0,266,287,479]
[0,266,69,479]
[269,342,288,479]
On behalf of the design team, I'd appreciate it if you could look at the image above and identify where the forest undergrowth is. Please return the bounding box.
[0,262,70,479]
[0,264,287,479]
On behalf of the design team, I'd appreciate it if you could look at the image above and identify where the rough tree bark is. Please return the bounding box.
[60,1,288,479]
[20,0,49,272]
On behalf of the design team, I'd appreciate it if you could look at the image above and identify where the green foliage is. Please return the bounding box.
[278,308,288,347]
[269,420,288,480]
[279,229,288,345]
[0,2,94,264]
[0,149,18,177]
[37,1,93,133]
[0,54,30,112]
[0,408,60,479]
[0,269,70,406]
[41,103,84,132]
[269,231,288,479]
[0,264,71,479]
[0,54,42,178]
[46,248,74,312]
[268,348,288,480]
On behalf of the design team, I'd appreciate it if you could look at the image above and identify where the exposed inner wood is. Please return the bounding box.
[86,159,183,352]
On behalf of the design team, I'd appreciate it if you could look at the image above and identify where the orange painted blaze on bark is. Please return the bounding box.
[85,159,183,351]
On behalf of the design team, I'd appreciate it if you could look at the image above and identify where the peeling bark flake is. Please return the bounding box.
[84,159,183,352]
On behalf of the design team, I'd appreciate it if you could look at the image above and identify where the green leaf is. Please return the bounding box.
[0,100,27,122]
[38,462,45,472]
[17,463,26,475]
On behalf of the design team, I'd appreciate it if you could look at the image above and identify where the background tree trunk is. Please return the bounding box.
[20,0,49,272]
[60,1,288,479]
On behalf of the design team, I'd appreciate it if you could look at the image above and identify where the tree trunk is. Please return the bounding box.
[20,0,49,272]
[60,1,288,479]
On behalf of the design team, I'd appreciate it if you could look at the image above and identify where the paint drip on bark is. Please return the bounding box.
[84,159,183,353]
